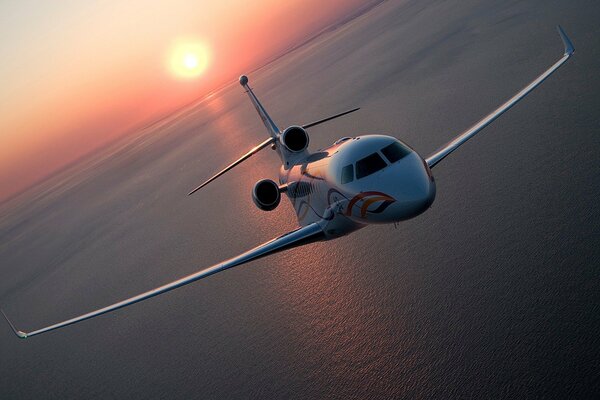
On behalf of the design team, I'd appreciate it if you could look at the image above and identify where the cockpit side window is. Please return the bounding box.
[356,153,387,179]
[381,141,411,163]
[341,164,354,184]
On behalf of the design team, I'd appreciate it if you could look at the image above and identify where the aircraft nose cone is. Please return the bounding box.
[343,153,435,223]
[411,177,436,215]
[397,178,435,218]
[387,155,436,220]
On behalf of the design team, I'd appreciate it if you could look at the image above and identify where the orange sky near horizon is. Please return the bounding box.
[0,0,369,202]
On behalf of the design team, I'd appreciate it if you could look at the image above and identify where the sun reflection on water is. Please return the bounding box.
[263,230,426,396]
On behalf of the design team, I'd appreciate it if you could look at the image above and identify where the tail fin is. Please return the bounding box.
[239,75,280,139]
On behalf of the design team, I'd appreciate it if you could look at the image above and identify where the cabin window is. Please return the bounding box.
[381,141,411,163]
[341,164,354,184]
[356,153,387,179]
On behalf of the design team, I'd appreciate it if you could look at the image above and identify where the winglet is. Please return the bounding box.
[557,25,575,56]
[1,309,28,339]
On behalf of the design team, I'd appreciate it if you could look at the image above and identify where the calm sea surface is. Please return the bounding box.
[1,0,599,398]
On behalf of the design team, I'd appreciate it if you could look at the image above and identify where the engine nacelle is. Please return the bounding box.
[281,126,309,153]
[252,179,281,211]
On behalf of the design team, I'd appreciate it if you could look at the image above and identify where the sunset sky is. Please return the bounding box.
[0,0,368,202]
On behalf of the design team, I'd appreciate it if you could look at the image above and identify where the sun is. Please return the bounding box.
[170,41,210,79]
[184,53,199,69]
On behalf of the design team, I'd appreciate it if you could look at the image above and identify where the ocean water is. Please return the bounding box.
[1,0,599,398]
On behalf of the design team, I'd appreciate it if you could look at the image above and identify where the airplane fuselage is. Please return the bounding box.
[280,134,436,239]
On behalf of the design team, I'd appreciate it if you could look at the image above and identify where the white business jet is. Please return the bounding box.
[2,27,574,338]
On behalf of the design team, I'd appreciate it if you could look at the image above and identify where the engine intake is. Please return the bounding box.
[252,179,281,211]
[281,126,309,152]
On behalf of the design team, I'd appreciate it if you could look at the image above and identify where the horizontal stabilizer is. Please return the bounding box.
[188,137,275,196]
[302,107,360,129]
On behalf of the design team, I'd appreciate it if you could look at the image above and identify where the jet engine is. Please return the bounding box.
[252,179,281,211]
[281,126,309,152]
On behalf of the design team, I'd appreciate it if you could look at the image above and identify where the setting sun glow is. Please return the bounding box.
[170,41,210,79]
[0,0,367,202]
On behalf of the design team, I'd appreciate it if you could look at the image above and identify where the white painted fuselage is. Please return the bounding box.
[278,135,436,239]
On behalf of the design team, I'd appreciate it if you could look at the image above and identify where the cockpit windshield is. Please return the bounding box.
[356,152,387,179]
[341,141,412,183]
[341,164,354,184]
[381,141,411,163]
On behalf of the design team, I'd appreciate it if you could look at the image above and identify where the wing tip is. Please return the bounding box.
[557,25,575,56]
[16,331,28,339]
[1,308,28,339]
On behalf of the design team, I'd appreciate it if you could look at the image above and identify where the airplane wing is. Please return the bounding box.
[1,222,325,339]
[425,26,574,169]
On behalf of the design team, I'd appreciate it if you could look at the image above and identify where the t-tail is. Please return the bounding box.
[188,75,360,196]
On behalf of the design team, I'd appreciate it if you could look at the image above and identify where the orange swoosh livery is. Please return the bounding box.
[346,191,395,217]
